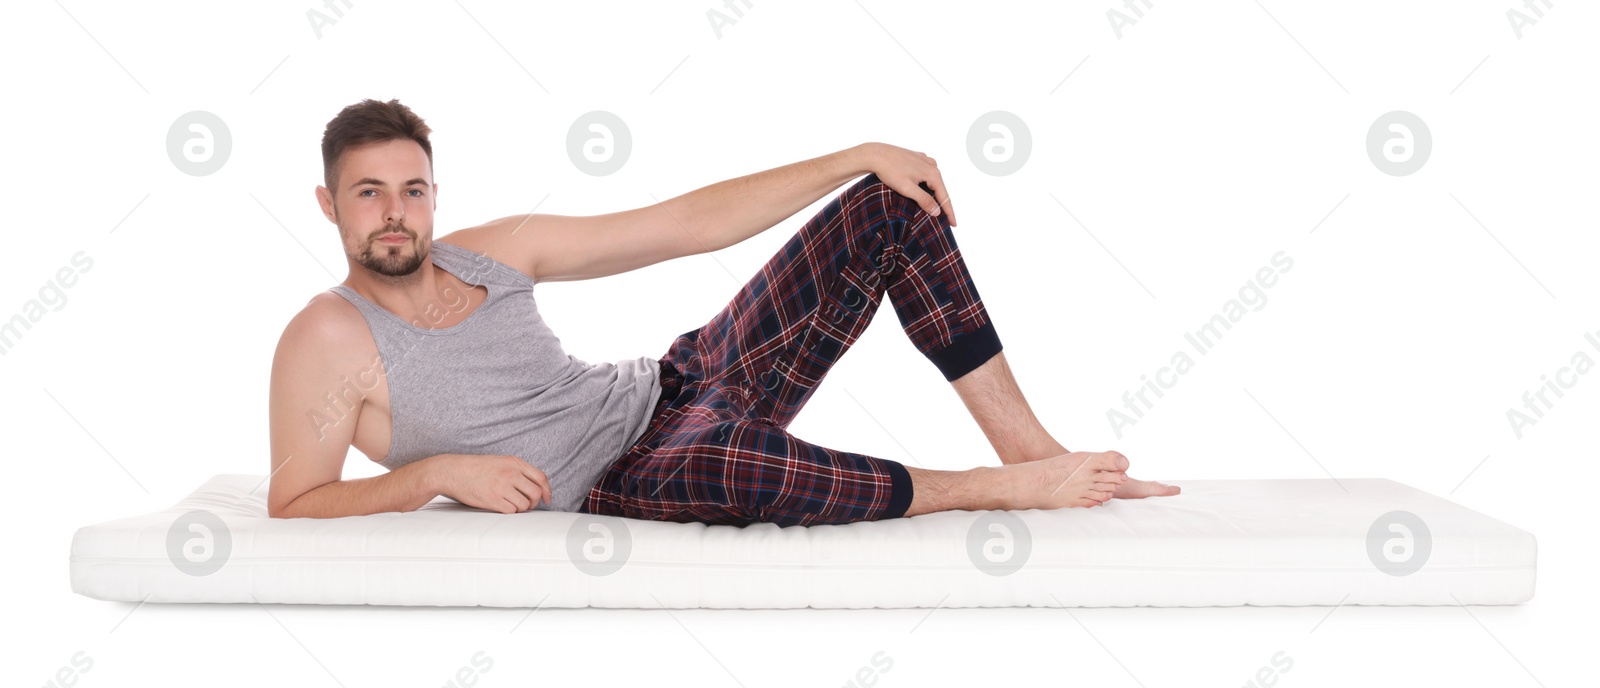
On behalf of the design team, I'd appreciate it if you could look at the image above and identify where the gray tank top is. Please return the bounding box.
[328,240,662,513]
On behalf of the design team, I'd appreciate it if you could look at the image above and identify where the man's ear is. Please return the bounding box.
[315,185,337,224]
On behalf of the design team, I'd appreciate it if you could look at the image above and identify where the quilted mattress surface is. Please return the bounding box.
[69,474,1536,608]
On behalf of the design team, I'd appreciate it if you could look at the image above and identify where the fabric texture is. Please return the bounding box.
[328,241,662,514]
[582,173,1003,527]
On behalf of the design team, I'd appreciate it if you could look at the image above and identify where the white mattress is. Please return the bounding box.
[69,474,1536,608]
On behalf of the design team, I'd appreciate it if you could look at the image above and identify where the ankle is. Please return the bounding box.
[914,466,1007,514]
[997,438,1070,465]
[980,465,1027,510]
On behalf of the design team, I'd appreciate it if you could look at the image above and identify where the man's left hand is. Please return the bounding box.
[860,142,959,227]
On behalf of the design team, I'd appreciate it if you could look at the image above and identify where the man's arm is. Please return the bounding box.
[268,299,553,518]
[266,298,442,518]
[440,141,952,284]
[270,458,444,519]
[274,454,554,518]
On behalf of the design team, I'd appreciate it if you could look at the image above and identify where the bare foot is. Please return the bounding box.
[1004,451,1130,509]
[1112,477,1181,499]
[1010,447,1179,502]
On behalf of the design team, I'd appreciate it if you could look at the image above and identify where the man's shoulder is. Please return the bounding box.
[436,223,541,285]
[275,290,374,365]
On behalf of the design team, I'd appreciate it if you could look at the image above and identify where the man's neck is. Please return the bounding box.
[342,259,451,326]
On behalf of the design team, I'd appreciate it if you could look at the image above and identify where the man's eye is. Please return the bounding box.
[358,189,424,197]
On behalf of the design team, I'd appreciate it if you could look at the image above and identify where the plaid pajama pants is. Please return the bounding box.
[580,173,1004,527]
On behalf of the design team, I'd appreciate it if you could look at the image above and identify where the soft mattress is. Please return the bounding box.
[69,474,1536,608]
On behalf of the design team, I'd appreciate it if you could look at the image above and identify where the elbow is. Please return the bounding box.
[267,497,300,520]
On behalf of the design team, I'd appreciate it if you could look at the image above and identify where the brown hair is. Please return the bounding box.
[320,98,434,192]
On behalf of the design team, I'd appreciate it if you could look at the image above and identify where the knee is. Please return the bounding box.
[697,420,800,474]
[845,173,944,231]
[849,172,891,198]
[840,173,894,207]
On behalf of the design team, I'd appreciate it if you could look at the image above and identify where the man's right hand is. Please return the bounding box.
[431,454,553,514]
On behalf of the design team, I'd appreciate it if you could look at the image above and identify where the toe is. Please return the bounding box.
[1096,469,1128,483]
[1099,451,1130,472]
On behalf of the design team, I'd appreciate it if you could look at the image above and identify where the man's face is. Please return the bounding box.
[319,139,437,278]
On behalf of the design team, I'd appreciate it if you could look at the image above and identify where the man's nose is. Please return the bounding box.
[385,196,405,225]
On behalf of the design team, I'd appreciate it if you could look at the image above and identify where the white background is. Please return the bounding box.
[3,1,1593,686]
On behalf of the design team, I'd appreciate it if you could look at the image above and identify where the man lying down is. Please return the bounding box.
[267,98,1180,527]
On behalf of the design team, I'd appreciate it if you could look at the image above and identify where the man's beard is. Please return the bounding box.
[355,225,426,277]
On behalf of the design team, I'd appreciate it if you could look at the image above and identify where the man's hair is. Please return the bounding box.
[321,98,433,193]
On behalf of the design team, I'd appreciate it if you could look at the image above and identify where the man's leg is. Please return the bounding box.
[902,450,1132,517]
[733,172,1173,500]
[950,352,1181,498]
[661,172,1005,429]
[585,416,914,527]
[948,351,1062,465]
[584,415,1136,526]
[601,173,1164,525]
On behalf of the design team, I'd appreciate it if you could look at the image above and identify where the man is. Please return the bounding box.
[267,98,1179,526]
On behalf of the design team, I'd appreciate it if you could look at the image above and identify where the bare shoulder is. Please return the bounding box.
[274,291,374,369]
[267,290,378,517]
[437,216,555,283]
[284,290,364,343]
